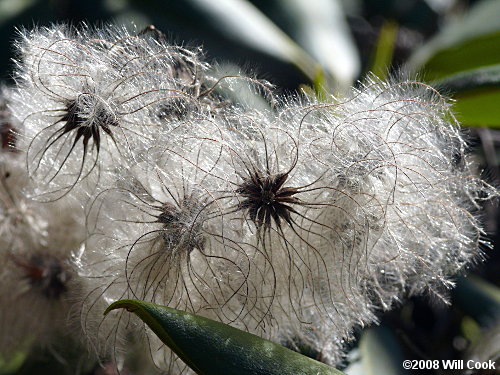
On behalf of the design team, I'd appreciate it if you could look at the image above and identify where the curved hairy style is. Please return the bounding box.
[291,77,495,311]
[3,22,497,374]
[74,247,140,366]
[79,151,253,371]
[10,24,275,201]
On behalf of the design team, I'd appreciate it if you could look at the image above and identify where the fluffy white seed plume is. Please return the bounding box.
[0,151,85,359]
[208,105,377,364]
[8,23,273,372]
[93,25,224,119]
[11,25,124,200]
[10,24,227,201]
[80,73,497,371]
[298,76,495,306]
[79,123,255,371]
[92,105,377,367]
[4,22,497,375]
[0,85,19,152]
[178,76,494,364]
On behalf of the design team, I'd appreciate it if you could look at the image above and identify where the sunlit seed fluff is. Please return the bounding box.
[91,25,220,118]
[0,85,19,152]
[98,104,376,367]
[9,22,495,374]
[0,153,85,359]
[73,241,142,366]
[10,24,276,202]
[10,26,122,200]
[91,25,276,115]
[10,25,201,200]
[208,106,378,365]
[290,76,496,308]
[79,149,251,371]
[186,77,496,365]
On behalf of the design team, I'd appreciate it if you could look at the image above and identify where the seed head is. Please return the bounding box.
[14,251,71,299]
[236,169,300,236]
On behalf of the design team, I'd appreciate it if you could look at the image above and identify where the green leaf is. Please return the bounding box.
[452,89,500,127]
[432,65,500,127]
[433,65,500,93]
[407,0,500,81]
[0,351,27,375]
[369,19,398,81]
[105,299,345,375]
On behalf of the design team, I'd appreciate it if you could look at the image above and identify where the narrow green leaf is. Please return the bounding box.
[369,19,398,81]
[432,65,500,127]
[418,31,500,81]
[433,65,500,93]
[407,0,500,81]
[452,89,500,127]
[105,299,345,375]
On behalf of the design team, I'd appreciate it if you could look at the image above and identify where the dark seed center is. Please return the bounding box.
[156,198,205,253]
[261,189,275,204]
[237,170,300,233]
[16,253,71,299]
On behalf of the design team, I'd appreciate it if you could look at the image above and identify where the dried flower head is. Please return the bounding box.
[79,150,251,371]
[0,190,84,361]
[2,22,497,375]
[10,24,275,202]
[13,251,71,299]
